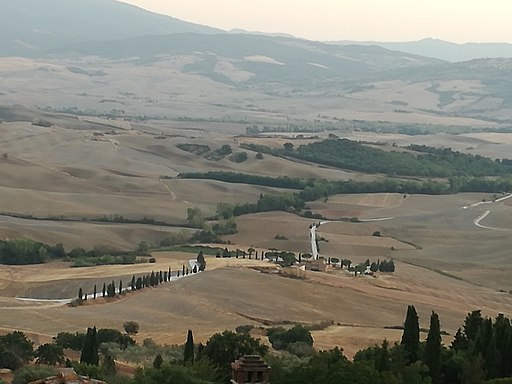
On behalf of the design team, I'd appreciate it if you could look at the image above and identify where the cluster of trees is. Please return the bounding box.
[0,331,34,370]
[5,307,512,384]
[449,310,512,380]
[176,143,211,155]
[186,206,239,244]
[368,259,396,273]
[247,138,512,178]
[0,239,65,265]
[0,238,154,267]
[228,152,248,163]
[267,325,314,357]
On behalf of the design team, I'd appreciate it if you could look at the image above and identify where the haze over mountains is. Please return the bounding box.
[2,0,512,124]
[332,38,512,63]
[3,0,512,62]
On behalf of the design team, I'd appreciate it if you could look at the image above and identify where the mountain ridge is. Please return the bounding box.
[0,0,223,57]
[329,38,512,62]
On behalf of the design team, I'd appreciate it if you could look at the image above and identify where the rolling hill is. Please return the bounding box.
[0,0,221,57]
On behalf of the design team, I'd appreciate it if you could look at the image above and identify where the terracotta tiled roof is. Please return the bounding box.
[28,368,107,384]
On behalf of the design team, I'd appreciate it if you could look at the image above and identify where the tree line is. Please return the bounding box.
[6,306,512,384]
[179,172,512,219]
[75,255,206,304]
[241,138,512,178]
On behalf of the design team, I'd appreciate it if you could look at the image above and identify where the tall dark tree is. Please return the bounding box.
[184,329,194,363]
[197,251,206,271]
[464,310,483,342]
[401,305,420,364]
[102,283,106,298]
[153,353,163,369]
[450,328,468,351]
[494,313,511,377]
[476,318,499,379]
[78,288,83,301]
[130,275,136,290]
[425,311,442,384]
[119,280,123,294]
[93,284,97,299]
[80,327,99,366]
[376,339,390,372]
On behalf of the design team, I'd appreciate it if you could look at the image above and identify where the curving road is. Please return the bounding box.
[464,193,512,230]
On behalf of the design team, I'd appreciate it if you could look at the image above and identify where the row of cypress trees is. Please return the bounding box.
[76,263,201,302]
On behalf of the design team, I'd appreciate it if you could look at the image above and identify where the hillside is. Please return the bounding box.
[0,0,221,57]
[331,38,512,62]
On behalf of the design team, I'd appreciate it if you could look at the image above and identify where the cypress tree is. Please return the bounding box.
[494,313,511,377]
[401,305,420,364]
[80,327,99,365]
[477,318,499,379]
[153,354,163,369]
[168,267,171,279]
[184,329,194,363]
[119,280,123,294]
[80,327,92,364]
[102,283,106,297]
[464,310,483,342]
[425,311,442,384]
[182,265,185,276]
[197,251,206,271]
[376,339,390,372]
[130,275,135,290]
[450,328,468,351]
[501,328,512,377]
[90,327,99,365]
[78,288,83,300]
[93,284,97,299]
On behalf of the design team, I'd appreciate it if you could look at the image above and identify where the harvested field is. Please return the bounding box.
[0,262,511,355]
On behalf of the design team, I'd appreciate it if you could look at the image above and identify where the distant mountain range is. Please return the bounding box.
[330,38,512,63]
[3,0,512,64]
[2,0,512,124]
[0,0,221,57]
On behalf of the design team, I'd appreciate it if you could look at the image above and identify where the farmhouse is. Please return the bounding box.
[231,355,271,384]
[303,259,327,272]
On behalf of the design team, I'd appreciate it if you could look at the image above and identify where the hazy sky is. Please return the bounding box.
[120,0,512,43]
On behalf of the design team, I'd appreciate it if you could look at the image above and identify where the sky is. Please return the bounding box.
[120,0,512,43]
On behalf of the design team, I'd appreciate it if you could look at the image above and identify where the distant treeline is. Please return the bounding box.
[178,171,309,190]
[178,171,512,217]
[244,118,497,136]
[0,239,65,265]
[0,239,150,266]
[241,138,512,177]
